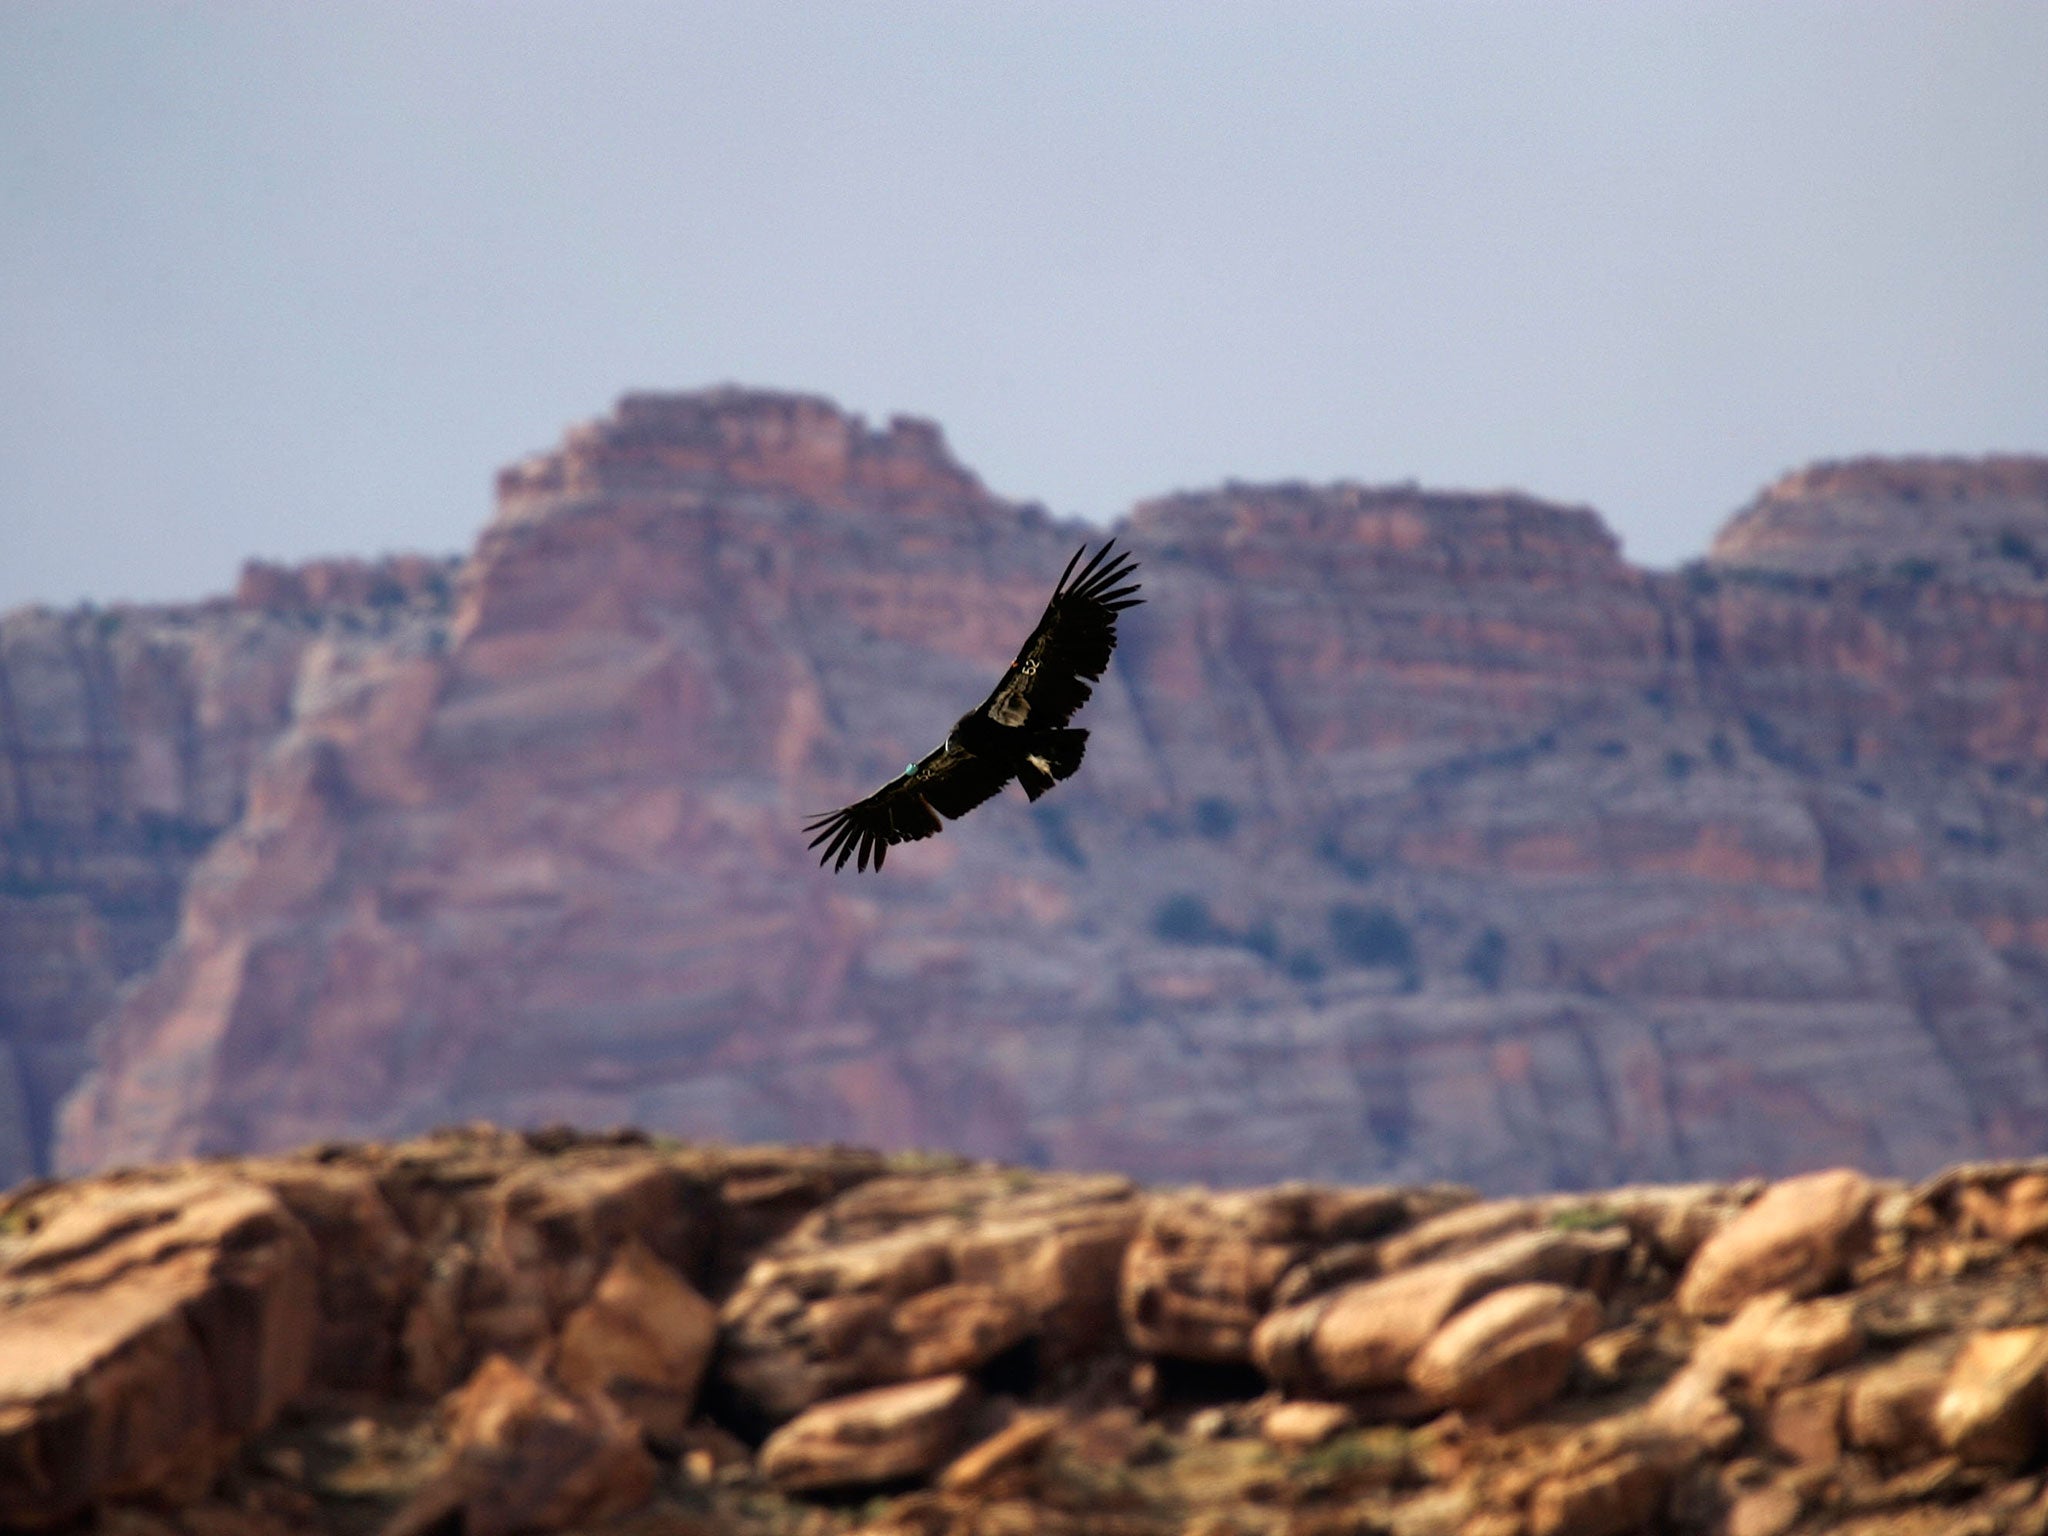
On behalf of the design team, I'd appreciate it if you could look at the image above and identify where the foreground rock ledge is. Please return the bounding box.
[9,1129,2048,1534]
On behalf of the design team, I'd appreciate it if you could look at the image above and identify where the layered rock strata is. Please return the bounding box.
[8,1129,2048,1534]
[16,391,2048,1190]
[0,557,454,1182]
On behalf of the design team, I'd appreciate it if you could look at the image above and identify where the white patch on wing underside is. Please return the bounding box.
[989,653,1038,726]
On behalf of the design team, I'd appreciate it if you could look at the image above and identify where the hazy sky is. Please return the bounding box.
[2,3,2044,612]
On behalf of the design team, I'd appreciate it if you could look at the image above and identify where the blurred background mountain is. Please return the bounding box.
[9,389,2048,1192]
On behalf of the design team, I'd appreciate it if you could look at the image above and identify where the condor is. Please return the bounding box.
[805,540,1141,872]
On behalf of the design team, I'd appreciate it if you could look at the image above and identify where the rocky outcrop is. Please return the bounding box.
[0,1173,318,1528]
[1710,455,2048,585]
[0,556,456,1184]
[1117,1182,1427,1362]
[0,1128,881,1529]
[1933,1327,2048,1468]
[1251,1224,1627,1396]
[9,1131,2048,1534]
[758,1373,981,1492]
[16,388,2048,1194]
[717,1167,1139,1421]
[386,1353,656,1536]
[1406,1281,1604,1424]
[551,1239,718,1443]
[1674,1168,1876,1318]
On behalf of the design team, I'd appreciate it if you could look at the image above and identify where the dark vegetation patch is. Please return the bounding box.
[1460,927,1508,992]
[1413,731,1558,790]
[1328,903,1418,989]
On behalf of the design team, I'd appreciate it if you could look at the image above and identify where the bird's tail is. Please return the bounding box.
[1017,728,1088,801]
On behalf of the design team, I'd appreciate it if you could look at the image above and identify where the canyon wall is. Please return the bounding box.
[19,395,2048,1192]
[0,558,455,1180]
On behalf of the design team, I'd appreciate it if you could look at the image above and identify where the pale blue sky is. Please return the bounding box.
[2,3,2044,611]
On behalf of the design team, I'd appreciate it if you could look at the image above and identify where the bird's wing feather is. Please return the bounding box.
[803,744,1014,872]
[804,540,1138,873]
[979,540,1143,730]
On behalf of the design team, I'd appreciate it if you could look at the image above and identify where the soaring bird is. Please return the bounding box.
[805,540,1142,872]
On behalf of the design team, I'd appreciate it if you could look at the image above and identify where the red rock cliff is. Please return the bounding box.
[40,394,2048,1194]
[0,559,454,1180]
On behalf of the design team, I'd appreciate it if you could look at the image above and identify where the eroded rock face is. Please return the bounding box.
[552,1239,718,1443]
[21,392,2048,1195]
[1844,1343,1954,1461]
[1119,1183,1416,1363]
[1523,1433,1680,1536]
[1406,1282,1603,1425]
[758,1374,981,1493]
[1705,1293,1864,1396]
[13,1132,2048,1535]
[1676,1169,1875,1319]
[0,559,456,1185]
[719,1168,1139,1422]
[0,1128,881,1530]
[392,1353,656,1536]
[1252,1226,1626,1395]
[1933,1327,2048,1468]
[1710,456,2048,586]
[0,1174,318,1529]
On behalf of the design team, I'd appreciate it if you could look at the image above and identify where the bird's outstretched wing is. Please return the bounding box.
[803,744,1015,872]
[978,540,1143,729]
[804,539,1140,872]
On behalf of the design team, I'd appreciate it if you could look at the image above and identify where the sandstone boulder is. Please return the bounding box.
[1911,1160,2048,1247]
[374,1135,723,1395]
[390,1353,655,1536]
[1594,1181,1757,1267]
[1524,1431,1680,1536]
[1120,1183,1408,1362]
[1262,1400,1355,1451]
[1984,1171,2048,1243]
[944,1175,1144,1365]
[759,1374,981,1492]
[1253,1227,1626,1395]
[552,1239,718,1443]
[1844,1342,1954,1460]
[1375,1198,1545,1272]
[481,1154,711,1319]
[1765,1377,1846,1465]
[1933,1326,2048,1467]
[1725,1482,1804,1536]
[889,1282,1035,1379]
[250,1159,419,1391]
[720,1169,1138,1420]
[0,1173,317,1530]
[1706,1292,1863,1395]
[1947,1167,2048,1245]
[938,1408,1061,1494]
[1644,1360,1745,1451]
[1676,1169,1875,1318]
[1406,1282,1602,1425]
[718,1226,958,1418]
